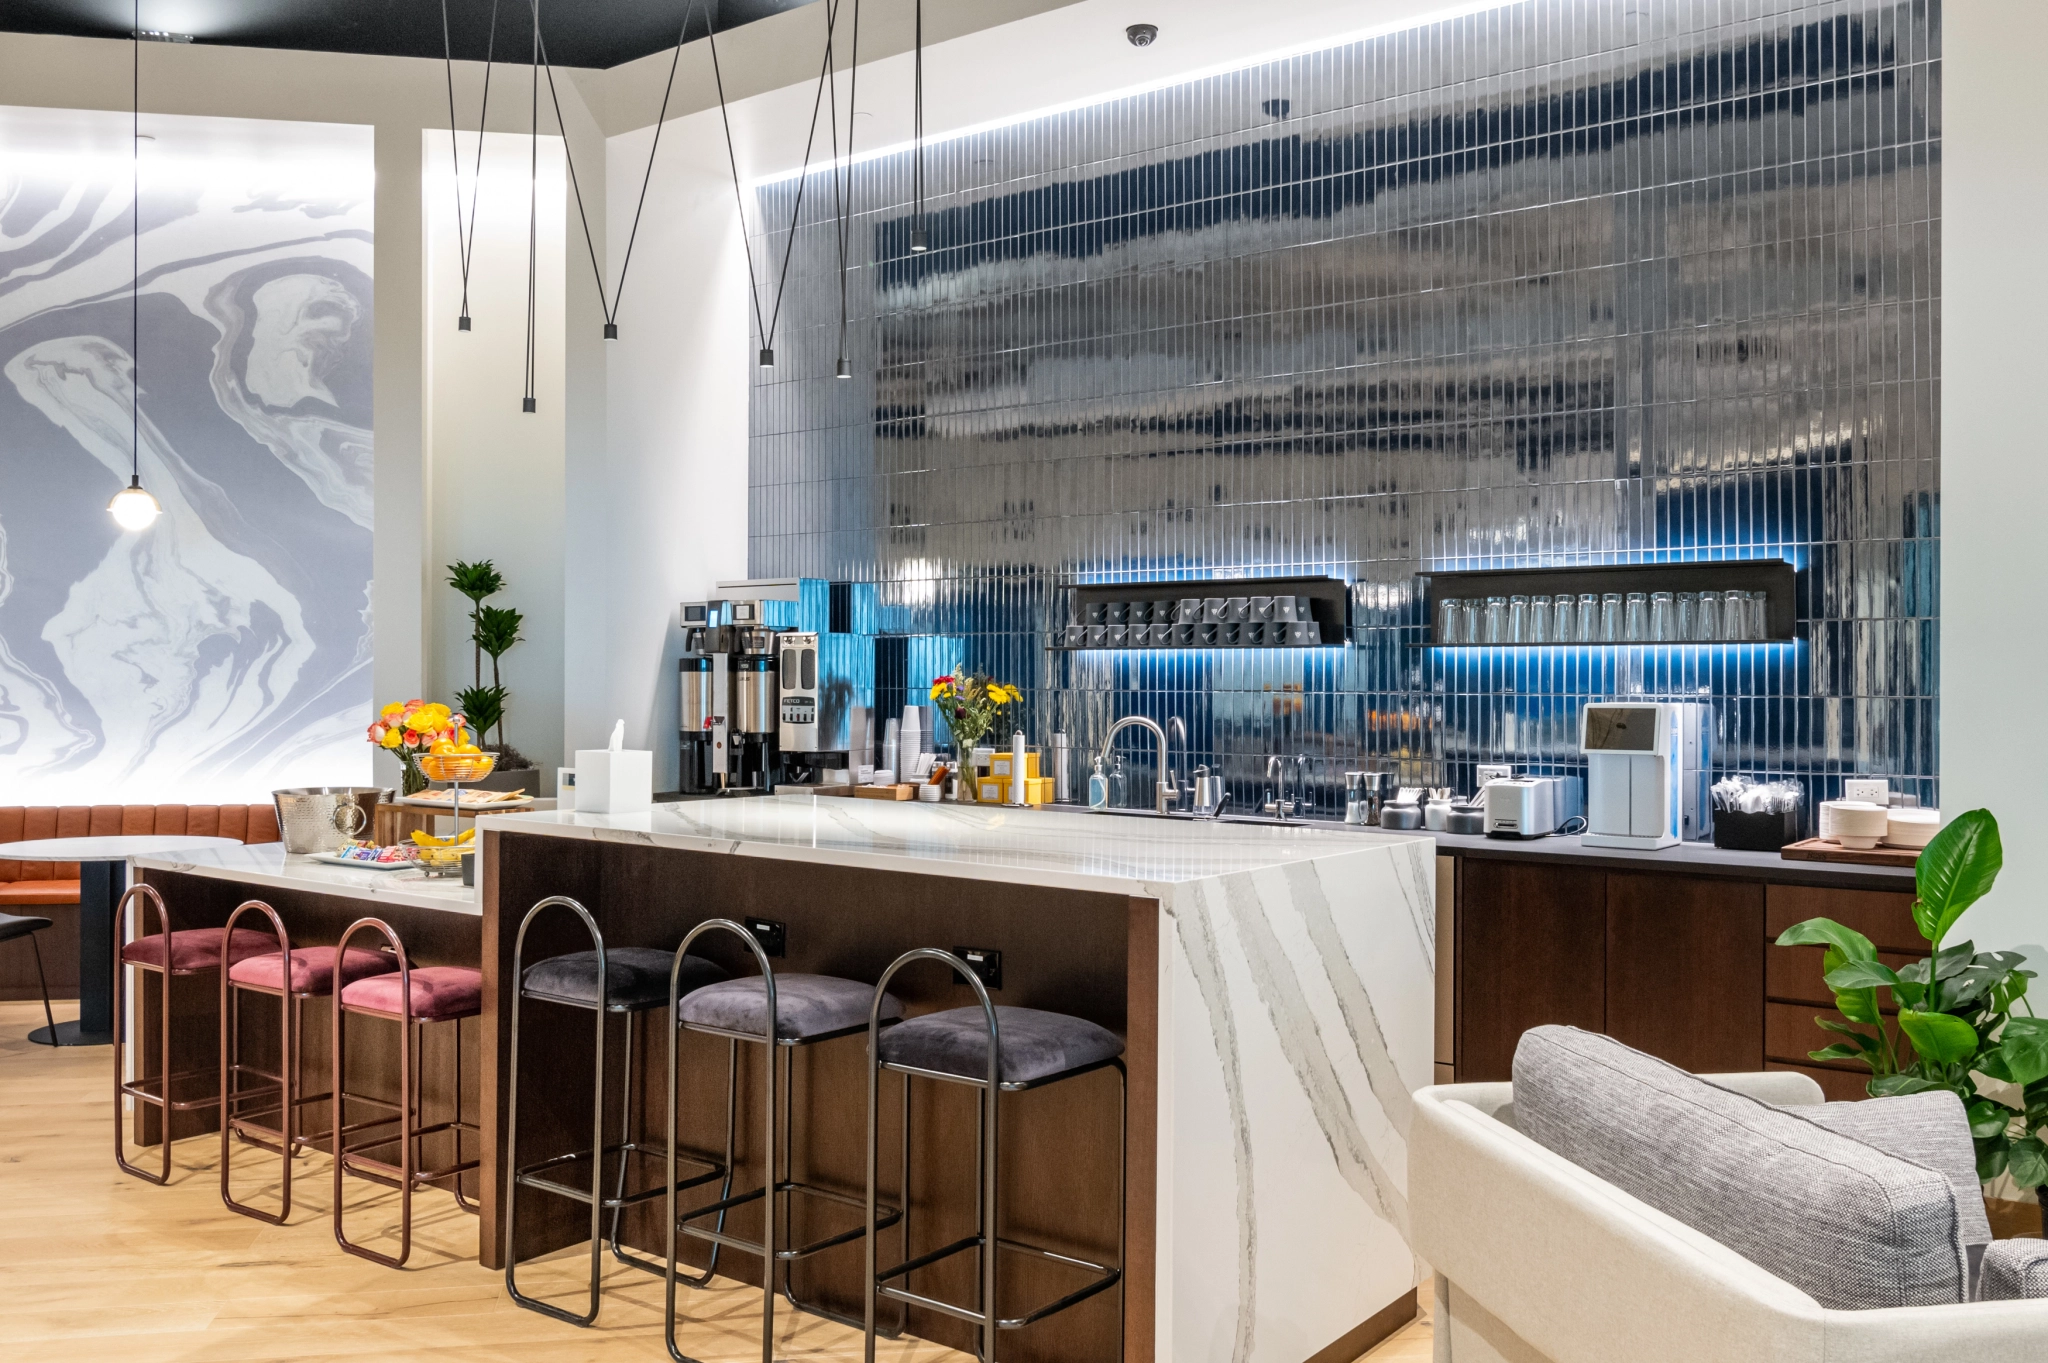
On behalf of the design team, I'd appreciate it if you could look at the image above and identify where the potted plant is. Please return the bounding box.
[928,671,1020,800]
[1776,808,2048,1226]
[447,560,537,793]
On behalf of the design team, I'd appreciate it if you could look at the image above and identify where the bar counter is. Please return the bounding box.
[477,798,1437,1363]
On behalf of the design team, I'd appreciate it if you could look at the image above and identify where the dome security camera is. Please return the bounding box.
[1126,23,1159,46]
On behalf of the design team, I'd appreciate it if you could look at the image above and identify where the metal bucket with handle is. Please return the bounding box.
[272,787,383,854]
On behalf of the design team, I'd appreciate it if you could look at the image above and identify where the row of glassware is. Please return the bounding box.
[1062,618,1323,648]
[1435,588,1771,646]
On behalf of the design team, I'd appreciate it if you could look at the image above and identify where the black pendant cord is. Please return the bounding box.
[130,0,140,482]
[522,0,538,413]
[705,0,844,365]
[824,0,846,365]
[440,0,500,331]
[532,0,702,341]
[911,0,927,251]
[828,0,861,371]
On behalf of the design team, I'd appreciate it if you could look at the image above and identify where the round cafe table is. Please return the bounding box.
[0,836,244,1047]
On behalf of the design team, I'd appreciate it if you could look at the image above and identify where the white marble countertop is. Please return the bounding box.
[132,842,481,916]
[477,796,1433,896]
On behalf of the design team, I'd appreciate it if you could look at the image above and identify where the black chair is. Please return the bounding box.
[0,912,57,1043]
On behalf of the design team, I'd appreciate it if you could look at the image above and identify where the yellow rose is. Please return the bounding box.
[379,728,403,749]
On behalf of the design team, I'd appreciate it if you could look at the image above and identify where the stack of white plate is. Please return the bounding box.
[1821,800,1891,850]
[1885,808,1941,850]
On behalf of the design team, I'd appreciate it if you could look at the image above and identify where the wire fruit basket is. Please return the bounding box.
[417,751,498,784]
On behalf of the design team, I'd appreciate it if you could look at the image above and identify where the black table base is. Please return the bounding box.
[29,1019,113,1047]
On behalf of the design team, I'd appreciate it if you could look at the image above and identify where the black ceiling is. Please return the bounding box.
[1,0,823,70]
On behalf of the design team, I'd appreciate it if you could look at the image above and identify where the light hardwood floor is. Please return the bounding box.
[0,1000,1430,1362]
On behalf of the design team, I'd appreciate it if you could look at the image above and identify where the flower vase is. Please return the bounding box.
[399,751,429,797]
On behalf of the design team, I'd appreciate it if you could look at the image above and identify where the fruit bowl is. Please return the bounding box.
[418,751,497,783]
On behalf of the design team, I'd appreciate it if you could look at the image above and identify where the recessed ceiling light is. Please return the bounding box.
[133,30,193,43]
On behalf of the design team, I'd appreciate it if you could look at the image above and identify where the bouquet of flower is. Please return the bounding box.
[929,671,1019,757]
[367,699,470,794]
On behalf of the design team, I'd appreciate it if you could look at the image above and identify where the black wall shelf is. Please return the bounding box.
[1419,560,1797,646]
[1052,575,1351,650]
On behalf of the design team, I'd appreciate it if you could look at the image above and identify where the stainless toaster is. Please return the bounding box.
[1483,776,1584,839]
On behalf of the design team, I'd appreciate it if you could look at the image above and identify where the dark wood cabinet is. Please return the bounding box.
[1605,872,1764,1073]
[1454,859,1607,1081]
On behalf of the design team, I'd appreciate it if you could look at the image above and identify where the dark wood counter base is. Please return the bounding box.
[482,828,1156,1363]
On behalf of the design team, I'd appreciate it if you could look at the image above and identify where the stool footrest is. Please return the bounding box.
[875,1235,1122,1330]
[121,1067,224,1112]
[513,1141,728,1210]
[677,1179,902,1261]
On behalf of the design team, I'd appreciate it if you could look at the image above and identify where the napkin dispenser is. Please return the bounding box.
[576,720,653,814]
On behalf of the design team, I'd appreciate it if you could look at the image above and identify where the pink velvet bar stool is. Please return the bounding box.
[114,883,276,1184]
[331,916,483,1268]
[219,899,401,1223]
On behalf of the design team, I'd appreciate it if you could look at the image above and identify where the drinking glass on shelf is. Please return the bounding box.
[1483,596,1508,644]
[1649,591,1675,642]
[1600,593,1623,642]
[1438,597,1463,645]
[1577,594,1599,643]
[1508,594,1530,643]
[1624,592,1649,641]
[1529,595,1550,644]
[1459,598,1481,644]
[1552,594,1574,643]
[1749,592,1771,640]
[1723,590,1752,641]
[1675,591,1698,641]
[1695,590,1721,641]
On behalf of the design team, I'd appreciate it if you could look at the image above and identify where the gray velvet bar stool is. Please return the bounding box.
[663,919,908,1363]
[862,948,1126,1363]
[219,897,400,1224]
[505,896,732,1326]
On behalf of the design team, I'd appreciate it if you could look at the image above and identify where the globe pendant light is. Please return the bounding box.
[109,1,161,531]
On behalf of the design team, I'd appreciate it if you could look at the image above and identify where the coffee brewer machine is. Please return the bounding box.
[1580,701,1711,849]
[676,580,872,797]
[677,596,781,796]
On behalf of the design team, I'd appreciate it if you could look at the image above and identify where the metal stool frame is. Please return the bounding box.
[114,883,225,1184]
[218,899,393,1224]
[663,920,907,1363]
[331,916,480,1268]
[504,895,737,1327]
[862,948,1125,1363]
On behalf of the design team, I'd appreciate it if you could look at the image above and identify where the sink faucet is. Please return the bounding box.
[1263,754,1309,819]
[1100,716,1179,814]
[1167,717,1188,811]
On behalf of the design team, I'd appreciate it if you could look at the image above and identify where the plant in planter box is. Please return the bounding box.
[1775,808,2048,1216]
[445,559,528,767]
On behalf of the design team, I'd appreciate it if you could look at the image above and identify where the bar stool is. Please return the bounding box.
[114,884,276,1184]
[863,948,1126,1362]
[219,898,400,1223]
[331,916,482,1267]
[664,920,908,1363]
[505,896,733,1326]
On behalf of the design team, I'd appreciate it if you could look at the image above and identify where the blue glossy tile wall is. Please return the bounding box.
[750,0,1940,824]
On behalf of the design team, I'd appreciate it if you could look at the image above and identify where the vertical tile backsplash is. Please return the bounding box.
[750,0,1940,826]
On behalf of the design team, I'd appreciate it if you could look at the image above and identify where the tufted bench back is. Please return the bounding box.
[0,805,281,882]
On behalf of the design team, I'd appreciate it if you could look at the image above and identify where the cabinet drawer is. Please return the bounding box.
[1766,1000,1914,1070]
[1766,943,1918,1009]
[1765,884,1921,954]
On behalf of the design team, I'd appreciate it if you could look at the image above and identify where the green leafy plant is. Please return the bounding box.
[445,561,525,757]
[1776,808,2047,1188]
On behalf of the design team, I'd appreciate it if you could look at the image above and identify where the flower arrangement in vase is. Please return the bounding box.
[367,699,476,796]
[929,671,1020,801]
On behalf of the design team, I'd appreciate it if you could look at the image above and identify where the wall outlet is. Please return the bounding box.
[951,946,1002,991]
[747,918,787,958]
[1843,779,1890,805]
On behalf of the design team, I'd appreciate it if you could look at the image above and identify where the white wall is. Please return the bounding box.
[423,131,569,786]
[1941,1,2048,956]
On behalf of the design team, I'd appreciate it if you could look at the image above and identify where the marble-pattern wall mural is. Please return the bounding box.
[0,107,373,803]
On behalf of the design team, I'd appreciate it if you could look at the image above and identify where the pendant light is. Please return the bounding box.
[440,0,500,332]
[827,0,861,377]
[520,0,539,413]
[910,0,928,253]
[109,0,161,532]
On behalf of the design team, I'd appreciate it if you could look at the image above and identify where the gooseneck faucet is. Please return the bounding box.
[1263,753,1310,819]
[1167,716,1189,811]
[1100,716,1179,814]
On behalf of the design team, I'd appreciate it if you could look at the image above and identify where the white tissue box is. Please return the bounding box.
[574,748,652,814]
